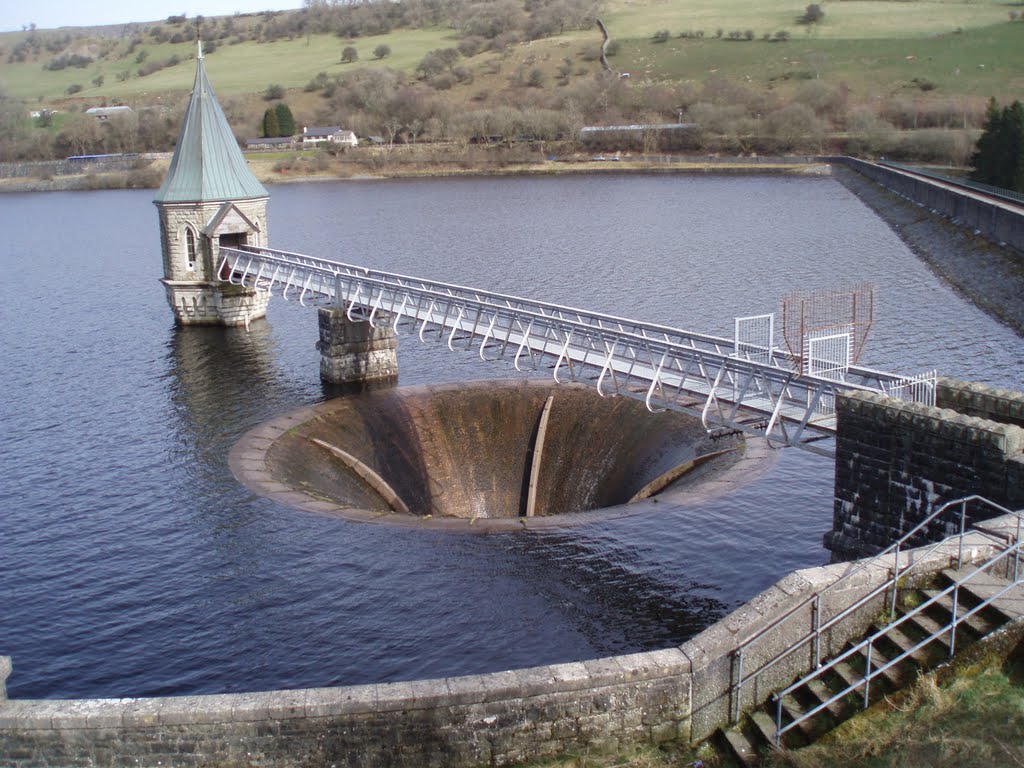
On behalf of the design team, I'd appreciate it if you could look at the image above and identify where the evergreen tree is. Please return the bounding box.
[274,102,296,137]
[262,106,280,138]
[971,98,1024,193]
[970,98,1001,184]
[1005,101,1024,192]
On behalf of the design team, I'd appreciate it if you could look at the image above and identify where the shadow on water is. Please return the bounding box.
[493,527,730,655]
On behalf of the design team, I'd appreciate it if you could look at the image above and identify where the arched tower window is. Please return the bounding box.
[185,228,197,272]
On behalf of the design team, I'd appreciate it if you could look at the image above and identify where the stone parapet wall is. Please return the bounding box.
[829,388,1024,559]
[937,377,1024,429]
[5,522,1013,767]
[0,156,144,179]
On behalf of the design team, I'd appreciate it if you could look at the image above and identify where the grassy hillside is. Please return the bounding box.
[620,21,1023,101]
[0,27,462,100]
[1,0,1020,103]
[602,0,1011,41]
[0,0,1021,165]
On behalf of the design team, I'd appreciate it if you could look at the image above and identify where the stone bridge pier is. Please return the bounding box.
[827,377,1024,560]
[317,307,399,386]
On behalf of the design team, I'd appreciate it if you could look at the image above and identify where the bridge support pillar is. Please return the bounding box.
[316,307,399,386]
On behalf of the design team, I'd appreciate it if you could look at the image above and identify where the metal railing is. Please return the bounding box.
[729,495,1022,724]
[877,161,1024,207]
[773,528,1024,744]
[217,246,922,456]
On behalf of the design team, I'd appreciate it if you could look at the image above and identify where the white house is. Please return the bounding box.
[301,126,358,147]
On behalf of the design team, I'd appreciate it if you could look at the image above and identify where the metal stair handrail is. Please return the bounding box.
[773,530,1024,744]
[729,495,1021,723]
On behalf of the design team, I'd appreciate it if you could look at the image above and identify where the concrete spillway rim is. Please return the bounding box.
[228,380,778,532]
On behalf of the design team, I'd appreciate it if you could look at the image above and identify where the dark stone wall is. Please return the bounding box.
[827,379,1024,560]
[937,379,1024,428]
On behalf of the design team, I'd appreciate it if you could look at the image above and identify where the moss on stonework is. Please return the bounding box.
[218,283,258,298]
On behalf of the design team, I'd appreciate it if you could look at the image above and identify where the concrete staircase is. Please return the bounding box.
[718,566,1024,767]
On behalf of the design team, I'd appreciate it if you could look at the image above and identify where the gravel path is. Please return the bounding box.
[835,166,1024,337]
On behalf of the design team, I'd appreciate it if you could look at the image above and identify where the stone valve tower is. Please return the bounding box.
[154,42,270,327]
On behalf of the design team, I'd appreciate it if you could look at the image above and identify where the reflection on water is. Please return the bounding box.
[0,176,1021,699]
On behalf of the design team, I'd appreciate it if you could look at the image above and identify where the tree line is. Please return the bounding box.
[0,70,996,165]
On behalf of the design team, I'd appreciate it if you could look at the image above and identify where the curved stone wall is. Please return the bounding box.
[3,515,1017,767]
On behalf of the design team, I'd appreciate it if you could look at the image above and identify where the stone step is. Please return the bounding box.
[722,727,760,768]
[824,660,866,701]
[870,622,933,667]
[922,589,998,637]
[855,643,903,689]
[802,678,847,718]
[900,610,954,655]
[750,710,779,749]
[941,567,1024,622]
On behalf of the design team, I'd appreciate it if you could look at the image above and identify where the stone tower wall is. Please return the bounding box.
[156,198,269,326]
[157,199,268,283]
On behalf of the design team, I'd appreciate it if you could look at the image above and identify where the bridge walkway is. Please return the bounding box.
[219,245,929,458]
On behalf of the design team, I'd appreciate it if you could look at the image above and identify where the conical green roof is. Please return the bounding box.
[155,45,268,204]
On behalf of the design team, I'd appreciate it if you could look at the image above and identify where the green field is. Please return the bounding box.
[0,0,1021,105]
[0,27,460,100]
[619,21,1024,101]
[601,0,1012,41]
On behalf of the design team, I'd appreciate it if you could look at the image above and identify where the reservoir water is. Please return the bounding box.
[1,174,1021,700]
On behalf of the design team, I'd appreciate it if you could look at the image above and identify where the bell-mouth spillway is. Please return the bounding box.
[230,379,771,529]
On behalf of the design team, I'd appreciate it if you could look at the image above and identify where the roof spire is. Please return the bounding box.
[153,52,268,204]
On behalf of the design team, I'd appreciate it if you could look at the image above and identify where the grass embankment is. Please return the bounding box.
[622,22,1024,103]
[242,146,829,183]
[518,641,1024,768]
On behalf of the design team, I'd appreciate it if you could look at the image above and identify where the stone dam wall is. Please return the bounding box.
[836,157,1024,254]
[2,518,1018,768]
[828,378,1024,560]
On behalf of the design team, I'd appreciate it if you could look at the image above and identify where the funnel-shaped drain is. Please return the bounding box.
[233,380,753,526]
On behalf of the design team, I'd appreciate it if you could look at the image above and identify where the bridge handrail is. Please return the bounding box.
[226,245,905,389]
[221,246,891,396]
[237,244,731,341]
[729,494,1021,723]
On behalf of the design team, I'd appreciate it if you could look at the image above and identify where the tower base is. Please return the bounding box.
[163,281,269,327]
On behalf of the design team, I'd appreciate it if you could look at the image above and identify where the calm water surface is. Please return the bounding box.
[1,174,1021,699]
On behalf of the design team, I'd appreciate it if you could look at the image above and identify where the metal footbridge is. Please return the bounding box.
[218,246,935,458]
